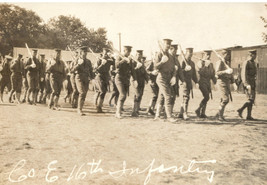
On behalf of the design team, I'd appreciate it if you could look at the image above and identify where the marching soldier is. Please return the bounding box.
[108,57,118,107]
[0,55,12,103]
[114,45,137,119]
[131,50,148,117]
[37,54,46,103]
[21,57,29,103]
[215,49,234,121]
[42,57,52,104]
[178,48,198,120]
[70,51,79,108]
[237,50,257,120]
[154,39,177,122]
[9,54,24,104]
[24,49,41,105]
[169,45,184,113]
[63,60,73,104]
[195,50,216,118]
[47,49,66,110]
[72,46,94,116]
[94,48,115,113]
[146,55,159,115]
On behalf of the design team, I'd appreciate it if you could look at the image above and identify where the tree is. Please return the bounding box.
[260,4,267,43]
[47,15,108,52]
[0,3,45,55]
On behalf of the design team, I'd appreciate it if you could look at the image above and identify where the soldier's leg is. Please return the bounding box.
[115,78,127,118]
[246,89,256,120]
[9,75,16,103]
[131,85,140,117]
[216,82,229,121]
[200,86,210,118]
[108,80,116,106]
[15,75,23,104]
[76,77,88,116]
[70,75,78,108]
[48,77,56,109]
[53,79,63,110]
[26,74,33,104]
[97,80,107,113]
[22,77,28,103]
[0,76,5,103]
[154,93,164,119]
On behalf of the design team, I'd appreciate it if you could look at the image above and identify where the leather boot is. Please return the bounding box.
[115,101,123,119]
[183,103,189,120]
[200,104,208,118]
[131,101,139,117]
[154,103,163,120]
[97,98,104,113]
[246,103,255,120]
[77,99,85,116]
[237,102,249,118]
[16,92,21,104]
[178,106,184,118]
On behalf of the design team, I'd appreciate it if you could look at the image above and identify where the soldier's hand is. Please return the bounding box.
[133,80,138,88]
[161,55,168,63]
[78,59,84,65]
[31,63,36,68]
[196,83,199,89]
[185,65,192,71]
[136,62,142,69]
[151,70,158,76]
[225,68,233,74]
[247,85,251,90]
[40,77,44,82]
[170,76,176,86]
[101,59,107,65]
[123,57,130,63]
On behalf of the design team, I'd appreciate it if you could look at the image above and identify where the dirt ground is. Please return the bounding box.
[0,83,266,185]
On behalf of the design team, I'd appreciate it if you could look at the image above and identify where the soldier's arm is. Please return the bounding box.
[145,61,153,75]
[115,56,127,68]
[215,60,228,77]
[154,52,165,70]
[130,60,137,81]
[209,63,217,84]
[10,60,16,70]
[177,62,185,83]
[24,59,33,70]
[88,60,94,80]
[94,59,105,73]
[191,62,198,83]
[241,60,249,87]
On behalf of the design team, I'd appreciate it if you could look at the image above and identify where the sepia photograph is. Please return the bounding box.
[0,1,267,185]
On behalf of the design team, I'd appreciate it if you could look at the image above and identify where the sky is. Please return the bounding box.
[10,2,267,56]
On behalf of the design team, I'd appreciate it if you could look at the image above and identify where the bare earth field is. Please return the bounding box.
[0,84,266,185]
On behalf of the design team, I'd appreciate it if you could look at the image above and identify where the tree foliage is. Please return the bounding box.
[0,3,109,55]
[260,4,267,43]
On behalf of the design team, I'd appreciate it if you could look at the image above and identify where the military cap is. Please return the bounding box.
[142,56,147,60]
[186,48,194,53]
[136,50,143,55]
[176,54,179,57]
[54,48,62,52]
[32,49,38,52]
[248,50,257,54]
[79,46,88,51]
[221,49,230,55]
[123,46,132,51]
[170,44,178,50]
[18,54,23,57]
[163,39,173,44]
[40,54,45,56]
[5,55,13,60]
[203,50,212,55]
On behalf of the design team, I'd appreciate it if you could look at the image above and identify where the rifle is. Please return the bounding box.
[25,43,35,65]
[211,48,231,69]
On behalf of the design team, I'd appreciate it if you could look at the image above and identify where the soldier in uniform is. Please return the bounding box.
[37,54,46,103]
[108,57,118,107]
[169,45,184,113]
[237,50,257,120]
[47,49,66,110]
[21,57,29,103]
[63,60,73,104]
[72,46,94,116]
[42,57,52,104]
[131,50,148,117]
[195,50,216,118]
[178,48,198,120]
[94,48,115,113]
[70,51,79,108]
[215,49,234,121]
[154,39,177,122]
[9,54,24,104]
[24,49,40,105]
[114,46,137,119]
[146,55,159,115]
[0,55,12,103]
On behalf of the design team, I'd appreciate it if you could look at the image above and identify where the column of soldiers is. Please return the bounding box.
[0,41,258,121]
